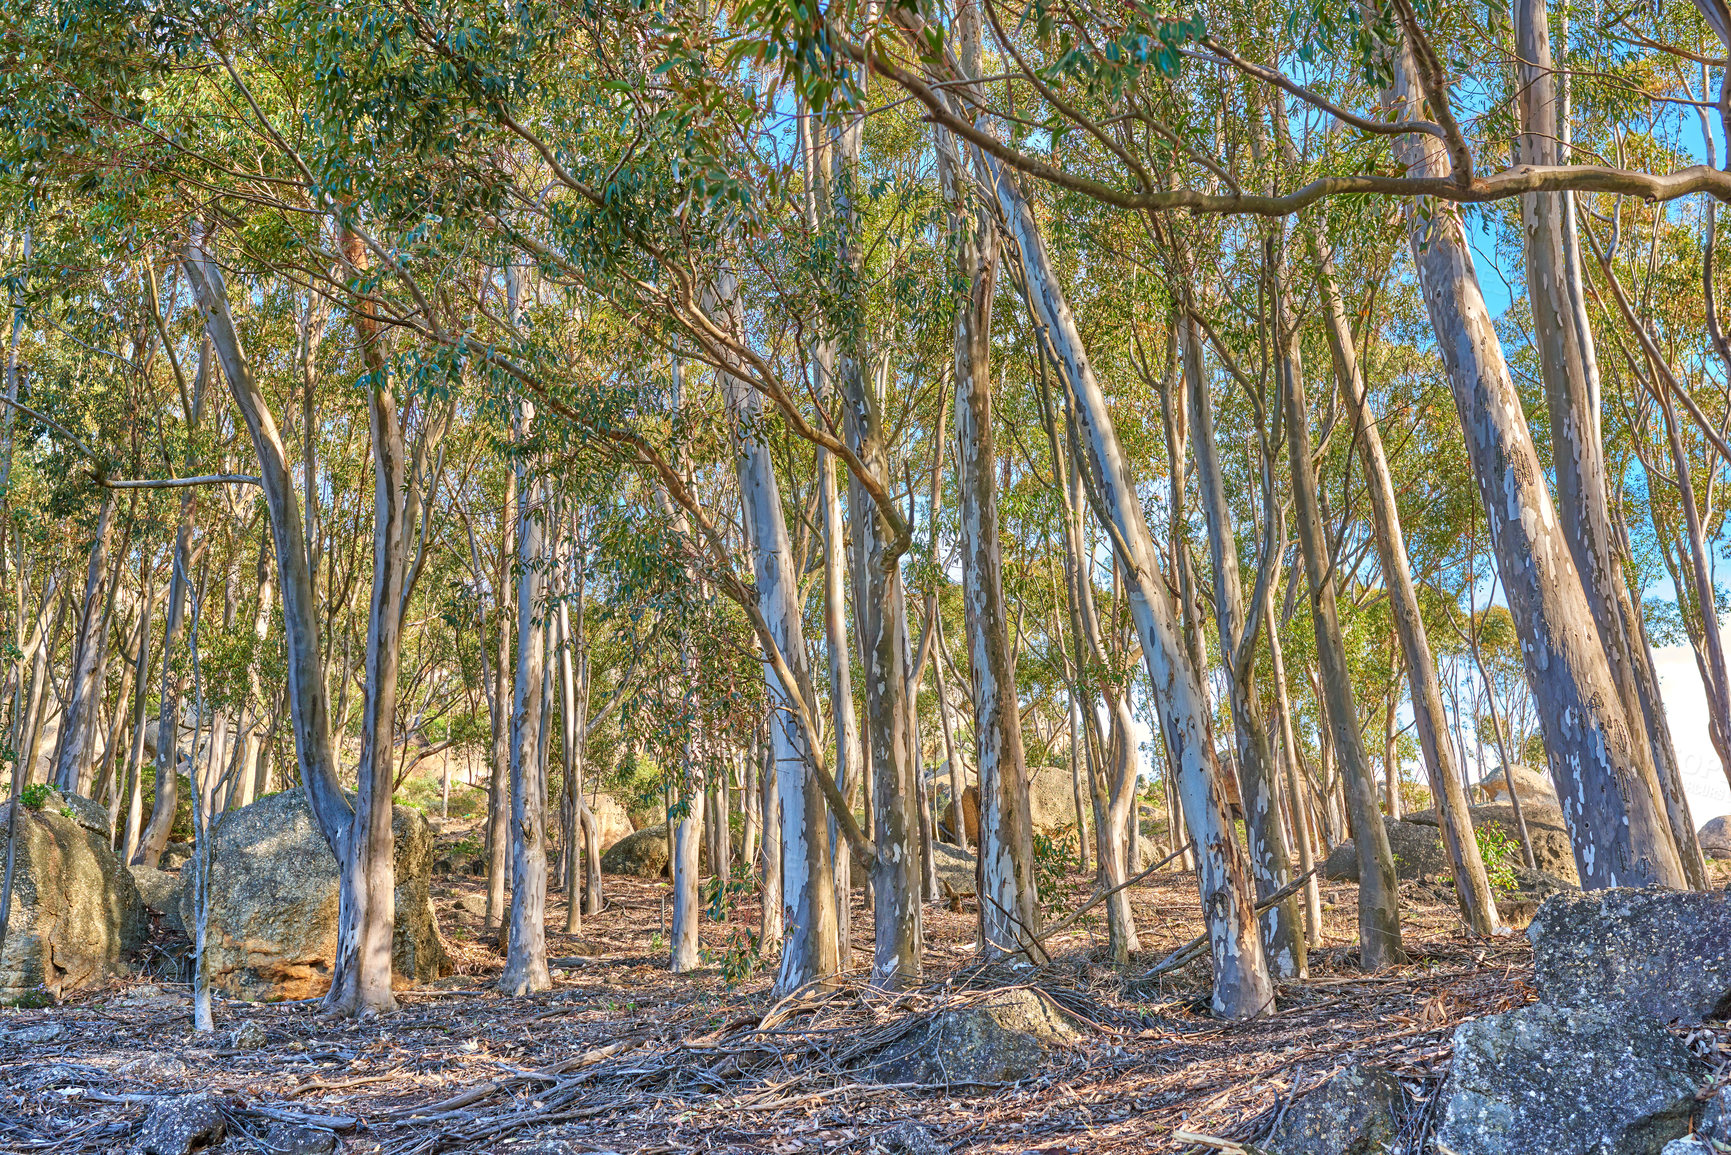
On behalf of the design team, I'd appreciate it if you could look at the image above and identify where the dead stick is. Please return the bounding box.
[1139,866,1321,979]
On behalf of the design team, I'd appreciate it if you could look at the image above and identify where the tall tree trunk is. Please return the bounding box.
[186,223,385,1014]
[485,460,517,931]
[717,276,840,994]
[1276,241,1404,970]
[1266,580,1323,944]
[1310,244,1502,935]
[1181,314,1304,978]
[939,41,1041,957]
[1384,43,1688,890]
[501,398,551,996]
[992,159,1270,1017]
[1513,0,1704,887]
[52,492,115,795]
[121,556,157,863]
[758,726,782,951]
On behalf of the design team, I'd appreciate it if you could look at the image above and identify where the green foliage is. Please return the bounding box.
[1476,824,1522,895]
[716,927,761,989]
[19,783,50,811]
[1033,824,1078,897]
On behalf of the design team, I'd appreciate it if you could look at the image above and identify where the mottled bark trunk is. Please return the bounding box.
[1310,244,1501,936]
[943,102,1041,962]
[501,399,550,996]
[1514,0,1703,886]
[1182,314,1303,978]
[53,493,115,795]
[486,465,516,931]
[1276,247,1404,970]
[1385,44,1688,890]
[185,224,366,1007]
[995,160,1269,1016]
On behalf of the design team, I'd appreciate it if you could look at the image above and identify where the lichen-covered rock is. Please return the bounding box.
[1699,815,1731,860]
[868,1121,949,1154]
[865,988,1083,1085]
[133,1092,225,1155]
[1528,887,1731,1024]
[176,790,449,1000]
[1660,1140,1714,1155]
[128,865,180,915]
[587,791,635,852]
[599,824,706,878]
[1699,1084,1731,1145]
[1438,1003,1706,1155]
[260,1122,336,1155]
[1264,1064,1405,1155]
[1476,763,1559,808]
[1323,818,1449,883]
[0,795,146,999]
[1404,803,1579,884]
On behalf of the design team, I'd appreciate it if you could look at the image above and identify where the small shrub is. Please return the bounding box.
[718,927,761,988]
[19,782,50,811]
[1033,823,1079,896]
[1477,824,1522,894]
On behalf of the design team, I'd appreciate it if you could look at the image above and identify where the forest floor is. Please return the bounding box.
[11,838,1716,1155]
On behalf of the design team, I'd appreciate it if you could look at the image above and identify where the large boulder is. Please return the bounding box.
[936,785,980,847]
[1699,816,1731,860]
[864,988,1083,1085]
[1438,1003,1706,1155]
[1027,766,1086,833]
[0,792,146,999]
[1322,817,1450,883]
[1264,1064,1406,1155]
[586,791,635,852]
[176,790,449,1000]
[1527,887,1731,1024]
[129,865,184,935]
[1474,764,1559,808]
[1404,803,1579,885]
[600,824,709,878]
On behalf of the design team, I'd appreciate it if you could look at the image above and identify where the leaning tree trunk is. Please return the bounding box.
[186,223,384,1013]
[716,274,841,994]
[1181,312,1304,978]
[1384,42,1688,890]
[993,158,1271,1018]
[1275,242,1404,971]
[1512,0,1704,887]
[1309,241,1502,936]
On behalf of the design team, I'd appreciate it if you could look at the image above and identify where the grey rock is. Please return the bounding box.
[1661,1141,1714,1155]
[0,796,147,999]
[1701,1085,1731,1145]
[599,824,706,879]
[1700,816,1731,860]
[1323,818,1449,883]
[129,866,181,913]
[231,1020,267,1049]
[134,1092,225,1155]
[1404,803,1580,885]
[1262,1064,1405,1155]
[261,1121,336,1155]
[175,790,449,1001]
[455,892,488,917]
[1437,1003,1706,1155]
[866,988,1083,1085]
[868,1121,949,1155]
[160,842,193,871]
[1528,887,1731,1023]
[3,1021,66,1044]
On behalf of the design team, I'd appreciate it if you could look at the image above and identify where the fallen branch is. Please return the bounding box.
[1139,866,1322,980]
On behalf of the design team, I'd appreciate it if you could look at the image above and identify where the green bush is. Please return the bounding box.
[19,782,50,811]
[1477,824,1522,894]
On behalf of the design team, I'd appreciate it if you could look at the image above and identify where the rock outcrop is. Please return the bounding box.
[1438,1003,1705,1155]
[1404,802,1580,885]
[586,791,635,852]
[1526,887,1731,1024]
[1699,815,1731,860]
[599,824,711,878]
[0,791,145,999]
[864,988,1083,1085]
[176,790,448,1000]
[1323,817,1450,883]
[1264,1064,1406,1155]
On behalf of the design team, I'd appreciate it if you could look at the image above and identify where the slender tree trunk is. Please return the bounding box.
[942,91,1041,959]
[1309,246,1502,934]
[716,276,839,994]
[1384,44,1687,890]
[932,613,969,853]
[501,397,551,996]
[758,728,782,951]
[1276,242,1404,970]
[1266,583,1323,945]
[1181,313,1303,978]
[52,493,115,795]
[486,469,516,932]
[121,557,157,861]
[136,487,196,867]
[993,160,1270,1017]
